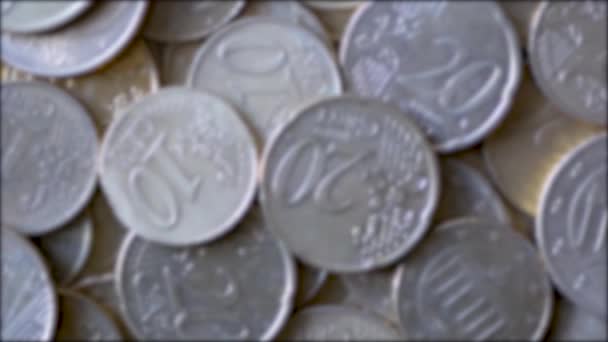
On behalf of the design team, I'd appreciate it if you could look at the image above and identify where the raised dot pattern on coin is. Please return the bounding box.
[261,96,439,272]
[1,82,98,235]
[279,304,401,340]
[1,227,57,341]
[536,134,607,318]
[55,289,122,340]
[100,87,258,245]
[116,211,295,340]
[395,218,553,340]
[341,1,521,152]
[188,18,342,144]
[528,1,607,125]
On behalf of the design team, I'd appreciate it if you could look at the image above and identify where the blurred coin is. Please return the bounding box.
[295,263,327,307]
[1,227,57,341]
[116,210,296,340]
[260,96,439,272]
[536,134,607,318]
[242,1,331,46]
[278,304,401,340]
[395,218,553,340]
[143,1,244,43]
[35,212,93,285]
[188,18,342,145]
[305,1,365,11]
[1,1,147,78]
[55,289,122,341]
[1,40,160,133]
[341,1,521,153]
[498,0,541,47]
[1,0,92,33]
[528,1,607,125]
[435,158,511,225]
[547,298,607,341]
[100,87,257,246]
[1,82,97,235]
[483,73,601,216]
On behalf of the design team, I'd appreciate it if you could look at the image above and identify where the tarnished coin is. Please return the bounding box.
[1,40,160,133]
[295,263,328,307]
[143,1,244,42]
[547,298,607,341]
[55,289,122,341]
[116,210,296,340]
[498,0,541,46]
[435,158,511,225]
[1,0,91,33]
[100,87,257,246]
[305,1,365,11]
[35,212,93,285]
[278,305,401,340]
[1,1,148,77]
[395,218,553,340]
[340,1,521,153]
[536,134,607,318]
[1,227,57,341]
[188,18,342,145]
[528,1,607,125]
[260,96,439,272]
[483,73,602,216]
[242,1,331,46]
[1,82,97,235]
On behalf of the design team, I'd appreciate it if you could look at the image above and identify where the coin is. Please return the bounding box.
[188,18,342,145]
[1,40,160,133]
[547,298,607,341]
[498,0,541,47]
[116,209,296,340]
[435,158,511,225]
[295,263,328,307]
[143,1,244,43]
[528,1,607,125]
[1,227,57,341]
[1,1,148,78]
[241,1,331,46]
[536,133,607,318]
[278,304,401,340]
[1,0,92,33]
[1,82,98,235]
[100,87,257,245]
[394,218,553,340]
[35,212,93,285]
[260,96,439,272]
[483,73,602,216]
[55,289,122,340]
[340,1,522,153]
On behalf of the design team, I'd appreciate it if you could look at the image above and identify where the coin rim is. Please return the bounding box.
[1,0,93,34]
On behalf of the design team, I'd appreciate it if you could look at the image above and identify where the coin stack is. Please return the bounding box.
[1,1,606,341]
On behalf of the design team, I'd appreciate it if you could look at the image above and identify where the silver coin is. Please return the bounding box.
[116,209,296,340]
[35,212,93,285]
[528,1,607,125]
[99,87,258,246]
[394,218,554,340]
[340,1,522,153]
[260,96,439,272]
[536,134,607,318]
[143,1,244,43]
[188,18,342,145]
[295,263,328,307]
[1,0,92,33]
[1,82,97,235]
[547,298,607,341]
[1,1,148,78]
[435,158,511,225]
[55,289,122,341]
[1,227,57,341]
[278,304,401,340]
[241,1,331,46]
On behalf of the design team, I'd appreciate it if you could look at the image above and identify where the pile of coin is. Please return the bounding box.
[1,1,606,341]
